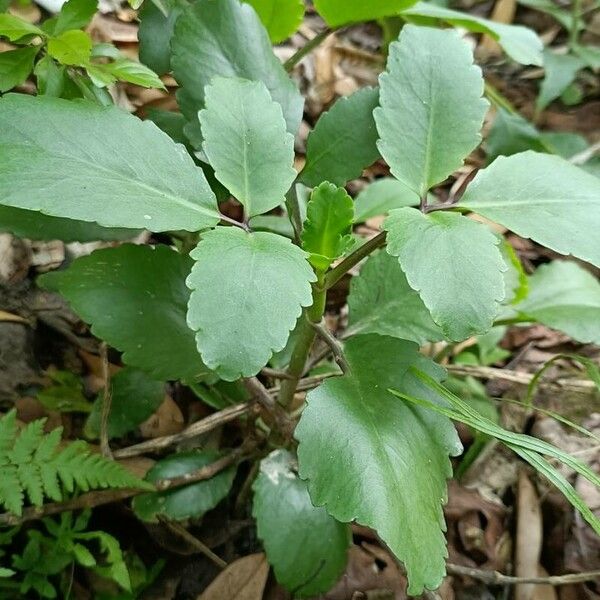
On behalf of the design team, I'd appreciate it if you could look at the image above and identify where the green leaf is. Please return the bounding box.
[0,206,138,242]
[0,94,220,232]
[0,14,45,42]
[353,177,419,223]
[40,244,210,382]
[138,0,186,75]
[402,2,543,66]
[132,450,236,522]
[485,107,546,162]
[384,208,505,341]
[243,0,303,43]
[301,182,354,272]
[199,77,296,218]
[105,58,164,88]
[85,368,165,439]
[374,25,488,198]
[295,334,461,594]
[500,240,528,305]
[459,151,600,267]
[300,87,380,188]
[573,44,600,70]
[252,450,350,597]
[537,50,585,113]
[347,250,444,344]
[517,0,573,29]
[515,261,600,345]
[540,131,588,159]
[0,46,38,92]
[171,0,303,147]
[53,0,97,35]
[34,55,67,96]
[47,30,92,66]
[314,0,418,27]
[187,227,315,380]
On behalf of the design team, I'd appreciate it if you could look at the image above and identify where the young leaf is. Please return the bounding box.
[40,244,210,382]
[138,0,186,75]
[187,227,316,380]
[314,0,418,27]
[85,368,165,439]
[385,208,505,340]
[301,182,354,272]
[0,94,220,232]
[0,14,45,42]
[515,261,600,345]
[132,450,236,522]
[243,0,304,43]
[0,206,138,242]
[0,46,38,92]
[402,2,543,66]
[199,78,296,218]
[295,334,462,595]
[300,87,380,188]
[347,250,444,344]
[537,50,585,113]
[47,30,92,66]
[53,0,97,35]
[458,151,600,267]
[171,0,303,147]
[104,58,164,89]
[252,450,350,597]
[374,25,488,198]
[353,177,419,223]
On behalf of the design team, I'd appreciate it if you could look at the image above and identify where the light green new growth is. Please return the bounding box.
[0,410,151,516]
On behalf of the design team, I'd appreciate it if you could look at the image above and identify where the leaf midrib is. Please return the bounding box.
[2,142,220,221]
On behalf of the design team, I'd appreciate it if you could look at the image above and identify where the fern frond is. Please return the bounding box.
[0,410,151,516]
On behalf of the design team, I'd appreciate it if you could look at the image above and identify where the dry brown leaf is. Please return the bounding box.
[516,470,543,600]
[139,395,184,438]
[0,310,27,324]
[198,553,269,600]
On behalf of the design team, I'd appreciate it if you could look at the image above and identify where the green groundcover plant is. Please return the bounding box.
[1,0,600,595]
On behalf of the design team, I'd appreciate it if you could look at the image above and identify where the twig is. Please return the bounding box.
[113,403,253,459]
[99,342,113,459]
[243,377,291,434]
[260,367,294,380]
[311,321,349,374]
[157,515,228,569]
[445,364,595,393]
[570,139,600,165]
[324,232,387,290]
[0,449,247,527]
[284,28,335,71]
[446,563,600,586]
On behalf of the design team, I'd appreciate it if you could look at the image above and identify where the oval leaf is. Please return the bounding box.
[171,0,303,146]
[40,244,209,382]
[296,334,462,595]
[0,94,220,232]
[375,25,488,198]
[315,0,418,27]
[200,78,296,218]
[300,87,380,188]
[252,450,350,597]
[384,208,506,341]
[243,0,304,43]
[459,151,600,267]
[187,227,316,380]
[133,450,236,522]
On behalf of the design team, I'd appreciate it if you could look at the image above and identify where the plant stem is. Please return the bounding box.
[324,231,387,289]
[277,284,327,407]
[284,28,334,71]
[484,81,516,114]
[569,0,582,48]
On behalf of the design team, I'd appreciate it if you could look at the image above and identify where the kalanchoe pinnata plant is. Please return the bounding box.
[1,0,599,595]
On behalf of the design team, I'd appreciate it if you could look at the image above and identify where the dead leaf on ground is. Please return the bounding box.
[198,553,269,600]
[139,395,184,439]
